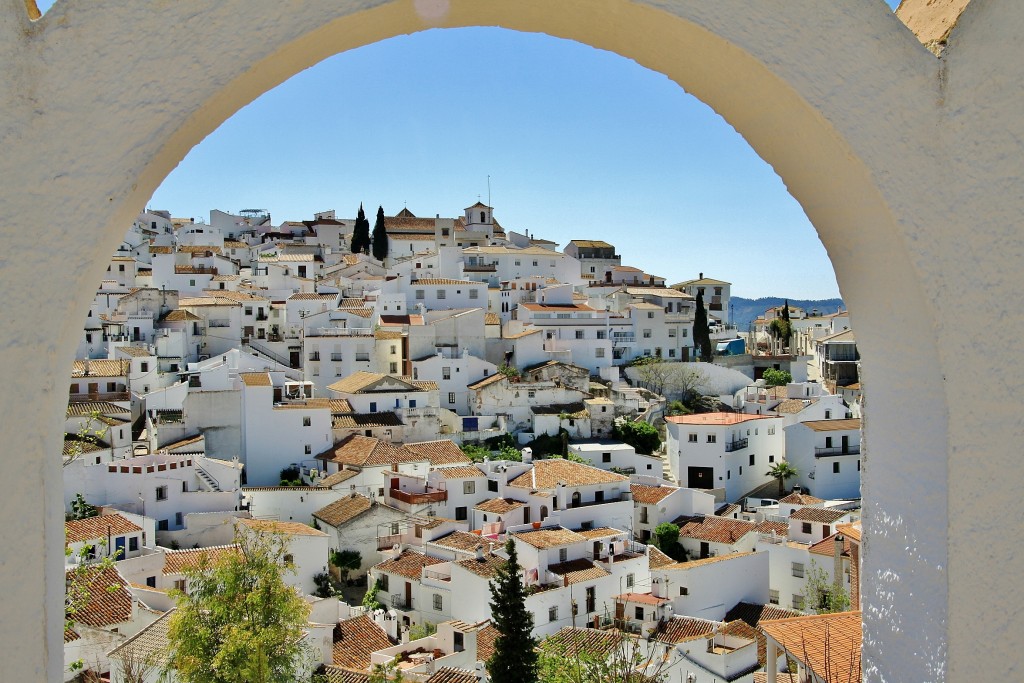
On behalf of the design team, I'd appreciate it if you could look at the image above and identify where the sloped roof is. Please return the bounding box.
[760,611,862,683]
[66,512,142,544]
[332,614,394,671]
[507,459,627,491]
[162,544,239,575]
[107,608,174,666]
[316,434,423,468]
[374,549,443,579]
[512,527,587,549]
[789,507,849,524]
[404,440,471,466]
[677,516,755,544]
[652,616,718,644]
[541,627,623,658]
[630,484,677,504]
[66,564,132,628]
[313,494,373,527]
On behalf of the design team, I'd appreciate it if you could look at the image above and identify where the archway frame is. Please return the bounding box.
[3,0,1022,680]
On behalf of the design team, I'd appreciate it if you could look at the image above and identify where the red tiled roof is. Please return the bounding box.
[677,516,755,544]
[630,484,677,504]
[374,549,443,580]
[313,494,372,527]
[332,614,393,671]
[66,565,132,628]
[789,507,849,524]
[66,513,141,544]
[760,611,862,683]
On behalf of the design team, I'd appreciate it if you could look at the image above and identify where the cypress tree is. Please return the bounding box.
[487,539,538,683]
[371,205,388,261]
[351,203,369,254]
[694,291,713,362]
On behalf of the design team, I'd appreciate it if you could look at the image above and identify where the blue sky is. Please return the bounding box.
[37,1,903,299]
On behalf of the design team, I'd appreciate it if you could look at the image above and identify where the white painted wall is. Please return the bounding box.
[3,2,1019,680]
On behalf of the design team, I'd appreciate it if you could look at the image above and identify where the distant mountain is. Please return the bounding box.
[728,297,845,330]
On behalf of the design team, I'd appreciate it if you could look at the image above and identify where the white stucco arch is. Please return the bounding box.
[2,0,1021,680]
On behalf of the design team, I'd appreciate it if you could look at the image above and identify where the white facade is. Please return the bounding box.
[784,419,862,500]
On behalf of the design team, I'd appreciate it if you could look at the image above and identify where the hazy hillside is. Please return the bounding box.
[729,297,845,330]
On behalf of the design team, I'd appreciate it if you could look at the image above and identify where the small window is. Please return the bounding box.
[303,416,311,427]
[528,390,536,399]
[463,481,475,495]
[559,548,568,563]
[769,589,780,605]
[749,453,755,466]
[158,519,169,531]
[626,573,635,588]
[793,594,806,611]
[488,480,498,492]
[769,455,775,463]
[146,576,157,588]
[549,606,558,622]
[433,594,443,611]
[469,289,479,300]
[707,434,716,443]
[140,362,149,372]
[443,367,451,380]
[575,330,584,339]
[802,522,812,534]
[602,452,611,463]
[174,578,186,591]
[175,512,183,527]
[155,485,168,501]
[833,462,841,473]
[370,402,377,413]
[305,444,312,455]
[643,329,652,338]
[448,392,456,404]
[595,348,605,358]
[688,433,698,443]
[128,536,139,552]
[415,290,425,300]
[679,586,689,596]
[792,562,805,578]
[455,506,467,521]
[390,362,398,374]
[379,574,389,592]
[437,289,446,299]
[635,606,644,620]
[825,410,832,419]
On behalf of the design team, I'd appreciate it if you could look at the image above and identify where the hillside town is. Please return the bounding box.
[64,203,864,683]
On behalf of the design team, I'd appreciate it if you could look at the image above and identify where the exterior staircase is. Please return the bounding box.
[195,468,222,492]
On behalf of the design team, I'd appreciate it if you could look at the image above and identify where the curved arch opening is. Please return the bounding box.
[11,3,950,682]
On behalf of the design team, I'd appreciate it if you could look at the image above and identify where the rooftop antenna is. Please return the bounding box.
[487,175,491,209]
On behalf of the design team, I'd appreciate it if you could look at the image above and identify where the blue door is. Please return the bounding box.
[114,536,126,558]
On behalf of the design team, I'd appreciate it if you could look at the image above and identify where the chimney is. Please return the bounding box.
[699,272,703,279]
[521,447,533,463]
[834,533,846,591]
[475,544,485,562]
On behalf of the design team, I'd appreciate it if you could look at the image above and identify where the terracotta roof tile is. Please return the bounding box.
[547,559,609,585]
[374,549,444,580]
[665,412,774,426]
[239,372,272,386]
[725,602,801,628]
[760,611,862,683]
[630,484,678,504]
[313,494,372,527]
[66,513,142,544]
[332,412,403,429]
[542,627,623,658]
[574,527,622,540]
[507,459,627,491]
[323,667,370,683]
[72,359,131,378]
[779,493,825,505]
[754,521,790,536]
[162,544,239,575]
[513,527,587,549]
[789,507,849,524]
[405,440,471,466]
[474,497,525,514]
[429,531,500,554]
[677,516,755,545]
[426,668,478,683]
[809,532,853,557]
[467,373,507,390]
[438,465,485,479]
[648,546,674,569]
[237,518,327,537]
[801,418,860,432]
[107,608,174,666]
[653,616,718,644]
[454,553,507,579]
[332,614,393,671]
[318,469,360,488]
[316,434,422,468]
[66,564,132,628]
[614,592,670,606]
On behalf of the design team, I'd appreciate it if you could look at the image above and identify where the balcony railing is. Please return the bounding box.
[464,264,497,272]
[389,488,448,505]
[330,353,343,361]
[815,445,861,457]
[308,352,320,361]
[355,353,371,362]
[391,594,413,610]
[307,327,373,337]
[612,334,635,343]
[723,438,749,452]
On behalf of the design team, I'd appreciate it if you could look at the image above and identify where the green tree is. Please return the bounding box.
[693,292,713,362]
[165,531,312,683]
[767,460,799,497]
[611,419,660,456]
[330,549,362,584]
[351,203,370,254]
[362,578,383,611]
[652,522,680,550]
[67,493,98,521]
[487,539,538,683]
[371,205,389,261]
[762,368,793,387]
[801,560,851,614]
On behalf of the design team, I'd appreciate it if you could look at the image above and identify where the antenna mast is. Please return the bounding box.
[487,175,491,209]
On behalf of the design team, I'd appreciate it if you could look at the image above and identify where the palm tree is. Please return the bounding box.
[767,460,799,497]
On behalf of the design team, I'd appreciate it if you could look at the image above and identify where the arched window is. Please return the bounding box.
[571,491,581,508]
[480,211,486,223]
[540,505,549,520]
